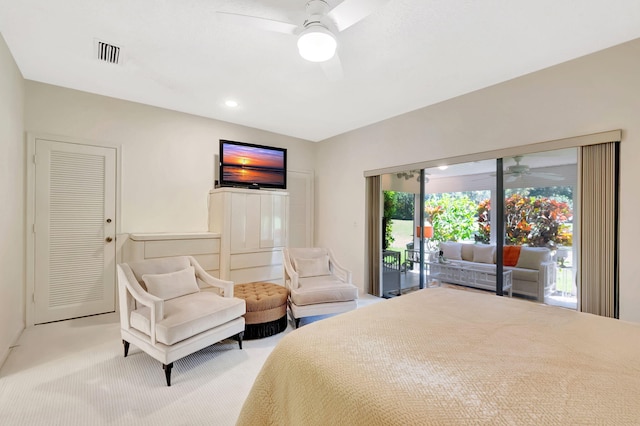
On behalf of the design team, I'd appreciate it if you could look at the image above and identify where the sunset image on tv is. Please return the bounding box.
[221,143,285,186]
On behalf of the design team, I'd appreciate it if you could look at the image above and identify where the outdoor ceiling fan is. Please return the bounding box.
[216,0,388,80]
[502,155,565,183]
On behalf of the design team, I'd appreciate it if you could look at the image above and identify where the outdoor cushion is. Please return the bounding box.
[461,244,474,261]
[508,267,539,282]
[130,291,246,345]
[142,266,200,301]
[292,276,358,306]
[473,244,495,264]
[440,242,462,260]
[503,246,522,266]
[516,247,550,270]
[294,255,331,278]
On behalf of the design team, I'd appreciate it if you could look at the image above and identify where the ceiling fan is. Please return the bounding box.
[503,155,564,182]
[216,0,388,80]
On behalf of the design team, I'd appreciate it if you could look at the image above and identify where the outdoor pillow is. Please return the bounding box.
[503,246,522,266]
[440,242,462,260]
[515,247,550,270]
[142,266,200,301]
[294,255,331,278]
[473,244,495,264]
[461,244,474,261]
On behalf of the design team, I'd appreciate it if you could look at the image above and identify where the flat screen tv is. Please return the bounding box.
[219,140,287,190]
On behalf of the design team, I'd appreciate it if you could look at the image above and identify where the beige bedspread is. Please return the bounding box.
[237,288,640,425]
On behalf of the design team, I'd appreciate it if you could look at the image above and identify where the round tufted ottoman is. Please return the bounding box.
[234,282,289,339]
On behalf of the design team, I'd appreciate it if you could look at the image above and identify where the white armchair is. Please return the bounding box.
[283,248,358,328]
[117,256,246,386]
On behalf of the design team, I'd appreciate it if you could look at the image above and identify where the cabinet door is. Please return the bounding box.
[260,193,287,248]
[260,194,275,248]
[271,193,287,248]
[230,193,261,251]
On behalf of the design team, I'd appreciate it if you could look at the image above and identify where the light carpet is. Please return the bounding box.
[0,295,382,426]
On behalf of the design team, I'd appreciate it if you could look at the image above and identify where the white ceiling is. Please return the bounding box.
[2,1,640,142]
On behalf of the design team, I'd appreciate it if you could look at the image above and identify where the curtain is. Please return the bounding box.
[579,142,619,318]
[365,176,382,296]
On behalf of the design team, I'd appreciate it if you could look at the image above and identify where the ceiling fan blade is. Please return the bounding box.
[320,53,344,81]
[531,172,565,181]
[216,12,298,35]
[328,0,388,32]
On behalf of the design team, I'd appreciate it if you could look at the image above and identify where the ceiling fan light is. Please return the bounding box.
[297,25,337,62]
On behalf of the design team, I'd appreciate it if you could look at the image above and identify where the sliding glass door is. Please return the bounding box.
[379,148,579,308]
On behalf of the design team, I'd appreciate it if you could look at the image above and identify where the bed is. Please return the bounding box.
[236,287,640,425]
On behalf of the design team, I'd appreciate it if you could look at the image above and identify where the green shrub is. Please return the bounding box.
[425,194,478,242]
[477,194,573,247]
[383,191,397,249]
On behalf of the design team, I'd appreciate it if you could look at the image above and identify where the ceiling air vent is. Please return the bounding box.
[96,40,121,64]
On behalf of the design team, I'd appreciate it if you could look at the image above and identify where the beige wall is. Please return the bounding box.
[316,38,640,322]
[25,82,316,233]
[0,34,25,364]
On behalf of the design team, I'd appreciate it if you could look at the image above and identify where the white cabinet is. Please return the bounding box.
[123,232,221,277]
[209,187,289,284]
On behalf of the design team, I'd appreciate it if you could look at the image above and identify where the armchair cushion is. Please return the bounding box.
[128,256,191,291]
[294,255,331,278]
[130,291,246,345]
[142,266,200,301]
[291,276,359,306]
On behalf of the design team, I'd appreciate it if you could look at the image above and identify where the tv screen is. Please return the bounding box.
[219,140,287,189]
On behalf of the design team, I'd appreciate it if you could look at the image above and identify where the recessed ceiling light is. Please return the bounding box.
[225,100,239,108]
[438,165,449,170]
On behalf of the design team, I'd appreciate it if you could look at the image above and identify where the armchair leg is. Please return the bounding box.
[163,363,173,386]
[122,340,130,357]
[289,309,300,328]
[233,331,244,350]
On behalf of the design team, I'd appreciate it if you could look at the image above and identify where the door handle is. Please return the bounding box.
[105,237,113,243]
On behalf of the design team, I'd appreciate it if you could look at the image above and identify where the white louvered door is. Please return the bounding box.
[34,139,116,324]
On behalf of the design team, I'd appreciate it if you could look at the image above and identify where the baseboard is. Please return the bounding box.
[0,324,24,370]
